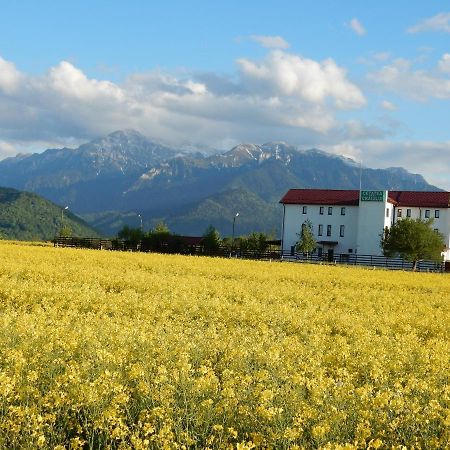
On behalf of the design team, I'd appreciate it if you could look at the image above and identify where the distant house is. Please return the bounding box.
[280,189,450,261]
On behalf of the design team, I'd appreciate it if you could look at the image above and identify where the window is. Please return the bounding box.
[328,207,333,215]
[341,207,346,215]
[397,208,402,218]
[425,209,430,218]
[327,225,332,236]
[318,224,323,236]
[340,225,345,237]
[435,210,440,219]
[319,206,324,215]
[386,208,390,218]
[406,209,411,217]
[302,206,307,214]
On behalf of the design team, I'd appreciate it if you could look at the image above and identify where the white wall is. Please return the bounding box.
[356,191,389,256]
[282,204,358,254]
[442,209,450,260]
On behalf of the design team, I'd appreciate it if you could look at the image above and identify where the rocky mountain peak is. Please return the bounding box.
[71,130,179,174]
[220,142,296,166]
[81,129,148,154]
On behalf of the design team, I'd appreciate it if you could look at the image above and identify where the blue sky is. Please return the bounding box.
[1,1,450,188]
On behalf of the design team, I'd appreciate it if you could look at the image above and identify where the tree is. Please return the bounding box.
[153,222,170,234]
[202,225,221,255]
[296,220,316,259]
[59,225,72,237]
[118,225,144,242]
[240,232,269,256]
[145,222,171,252]
[381,218,444,271]
[118,225,144,250]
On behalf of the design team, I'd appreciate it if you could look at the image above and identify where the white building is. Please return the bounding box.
[280,189,450,262]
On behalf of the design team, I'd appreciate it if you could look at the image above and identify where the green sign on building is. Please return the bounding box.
[360,190,385,202]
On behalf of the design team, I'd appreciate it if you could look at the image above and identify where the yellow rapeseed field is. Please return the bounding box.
[0,240,449,449]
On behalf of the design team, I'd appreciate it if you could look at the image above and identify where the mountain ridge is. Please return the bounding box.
[0,130,440,236]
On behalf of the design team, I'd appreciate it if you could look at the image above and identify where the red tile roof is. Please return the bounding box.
[280,189,450,208]
[388,191,450,208]
[280,189,360,205]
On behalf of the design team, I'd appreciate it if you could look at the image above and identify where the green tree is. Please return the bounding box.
[59,225,72,237]
[118,225,144,242]
[145,222,171,252]
[241,232,269,255]
[153,221,170,234]
[117,225,144,250]
[381,218,444,271]
[296,220,316,259]
[202,225,221,255]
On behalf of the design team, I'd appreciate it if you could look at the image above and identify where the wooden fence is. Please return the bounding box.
[53,236,114,250]
[283,251,444,272]
[53,236,445,272]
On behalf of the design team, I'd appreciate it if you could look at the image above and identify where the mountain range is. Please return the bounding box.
[0,130,438,237]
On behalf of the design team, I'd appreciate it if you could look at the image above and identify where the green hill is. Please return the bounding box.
[164,188,280,236]
[0,188,98,240]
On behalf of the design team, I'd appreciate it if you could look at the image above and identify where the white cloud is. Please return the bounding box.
[0,141,17,159]
[0,57,23,94]
[323,139,450,190]
[368,58,450,100]
[3,53,450,189]
[357,140,450,190]
[438,53,450,73]
[237,50,366,109]
[349,18,367,36]
[381,100,397,111]
[408,12,450,33]
[0,51,367,150]
[48,61,124,101]
[249,35,290,49]
[326,142,363,161]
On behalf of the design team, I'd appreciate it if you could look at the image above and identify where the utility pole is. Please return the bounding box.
[60,206,68,235]
[231,212,239,256]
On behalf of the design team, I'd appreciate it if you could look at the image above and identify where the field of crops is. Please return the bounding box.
[0,241,449,449]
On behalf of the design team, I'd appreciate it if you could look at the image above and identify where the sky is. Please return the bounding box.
[1,1,450,188]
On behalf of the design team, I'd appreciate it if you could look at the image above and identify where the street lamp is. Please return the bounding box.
[60,206,68,236]
[231,212,239,256]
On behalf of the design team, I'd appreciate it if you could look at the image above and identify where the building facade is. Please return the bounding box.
[280,189,450,261]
